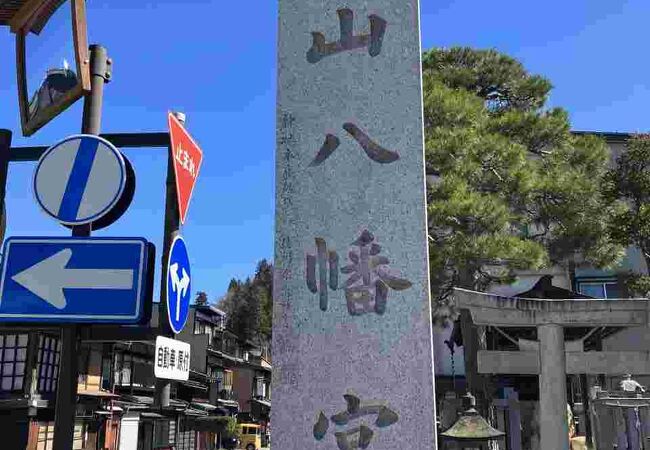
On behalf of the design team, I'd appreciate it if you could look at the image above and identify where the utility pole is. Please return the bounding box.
[154,111,183,408]
[53,44,111,450]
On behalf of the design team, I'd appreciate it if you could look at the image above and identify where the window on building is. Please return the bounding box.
[0,334,27,392]
[101,347,113,391]
[152,419,175,448]
[38,335,60,393]
[193,319,205,335]
[114,353,132,386]
[176,416,196,450]
[194,318,217,341]
[113,352,154,388]
[216,315,225,330]
[253,376,266,398]
[213,336,223,352]
[37,422,55,450]
[209,366,222,382]
[77,345,91,387]
[132,354,154,388]
[72,420,91,450]
[77,345,105,391]
[223,369,233,391]
[577,280,622,299]
[40,420,91,449]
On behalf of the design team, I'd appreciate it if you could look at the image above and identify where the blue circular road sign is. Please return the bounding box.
[167,235,191,334]
[33,134,127,226]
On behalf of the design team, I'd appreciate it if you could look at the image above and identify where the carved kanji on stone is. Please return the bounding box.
[306,230,411,315]
[342,230,411,315]
[310,123,400,167]
[313,391,399,450]
[307,9,387,64]
[306,237,340,311]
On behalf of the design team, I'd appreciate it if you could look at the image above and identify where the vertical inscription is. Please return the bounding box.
[275,1,435,448]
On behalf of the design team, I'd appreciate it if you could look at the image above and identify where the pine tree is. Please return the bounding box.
[423,48,623,325]
[195,291,209,306]
[605,134,650,296]
[216,260,273,345]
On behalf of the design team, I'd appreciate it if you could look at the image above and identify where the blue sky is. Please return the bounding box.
[1,0,649,303]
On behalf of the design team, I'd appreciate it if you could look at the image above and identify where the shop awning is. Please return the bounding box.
[0,398,49,410]
[184,408,208,417]
[191,402,218,412]
[140,412,165,418]
[217,399,239,408]
[252,398,271,408]
[78,390,120,398]
[186,415,229,433]
[180,379,208,391]
[95,405,124,415]
[208,348,245,364]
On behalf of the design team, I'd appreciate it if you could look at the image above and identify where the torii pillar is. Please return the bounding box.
[452,287,650,450]
[538,323,568,450]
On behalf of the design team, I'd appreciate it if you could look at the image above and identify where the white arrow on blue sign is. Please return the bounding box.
[167,235,191,334]
[33,134,127,226]
[0,237,150,323]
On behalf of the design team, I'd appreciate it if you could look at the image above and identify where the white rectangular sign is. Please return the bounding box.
[154,336,190,381]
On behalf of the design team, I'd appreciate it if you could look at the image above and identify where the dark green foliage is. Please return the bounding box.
[217,259,273,345]
[423,47,623,325]
[195,291,209,305]
[605,135,650,296]
[254,260,274,339]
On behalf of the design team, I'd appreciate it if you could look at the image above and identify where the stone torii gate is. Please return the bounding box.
[452,287,650,450]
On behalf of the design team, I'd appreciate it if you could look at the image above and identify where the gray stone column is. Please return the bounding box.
[272,0,437,449]
[538,324,570,450]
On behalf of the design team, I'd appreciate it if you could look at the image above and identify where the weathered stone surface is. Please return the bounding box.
[272,1,436,449]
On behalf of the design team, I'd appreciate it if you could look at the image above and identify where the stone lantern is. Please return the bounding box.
[440,392,506,450]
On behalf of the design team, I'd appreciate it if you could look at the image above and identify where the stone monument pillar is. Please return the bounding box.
[273,1,437,449]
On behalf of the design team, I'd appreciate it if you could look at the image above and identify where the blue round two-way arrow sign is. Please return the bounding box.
[33,134,127,226]
[167,236,191,334]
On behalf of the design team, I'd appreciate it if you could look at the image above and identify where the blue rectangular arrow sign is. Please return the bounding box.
[0,237,152,323]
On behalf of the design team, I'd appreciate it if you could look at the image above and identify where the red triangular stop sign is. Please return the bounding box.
[168,112,203,224]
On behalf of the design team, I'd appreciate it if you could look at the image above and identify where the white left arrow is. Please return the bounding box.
[11,248,134,310]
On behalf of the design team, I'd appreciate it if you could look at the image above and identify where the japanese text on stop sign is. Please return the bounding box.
[175,144,197,179]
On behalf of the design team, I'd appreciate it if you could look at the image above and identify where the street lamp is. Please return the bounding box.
[1,0,91,136]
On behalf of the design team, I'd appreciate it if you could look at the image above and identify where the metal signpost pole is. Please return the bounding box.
[81,45,111,137]
[0,129,11,245]
[53,44,111,450]
[154,112,183,408]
